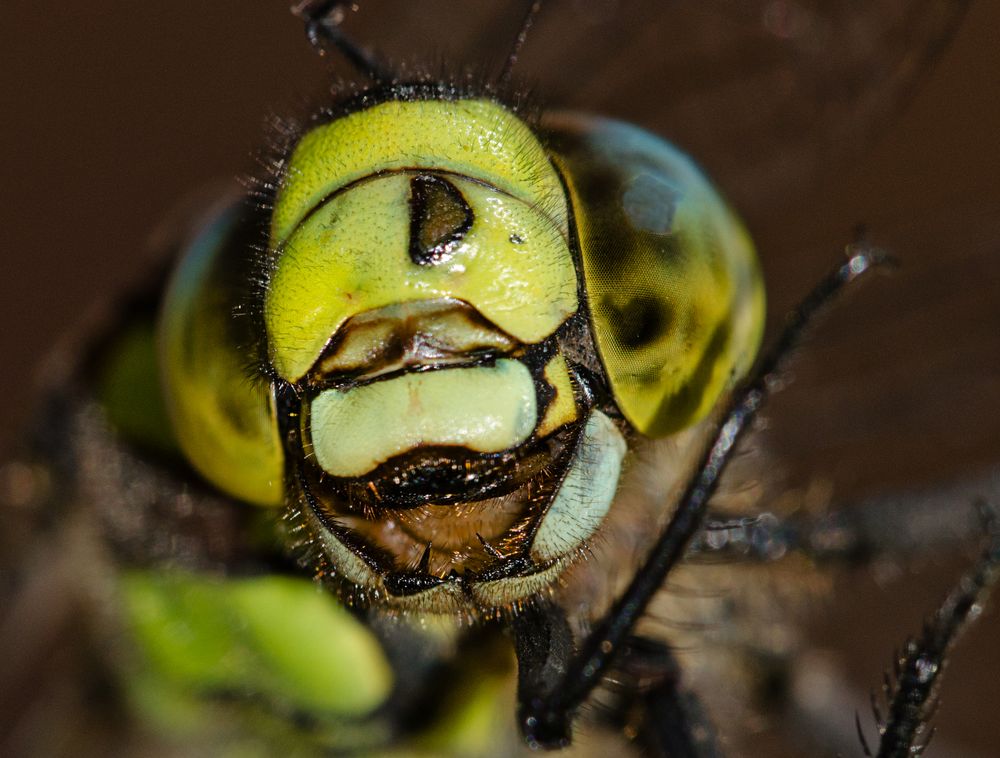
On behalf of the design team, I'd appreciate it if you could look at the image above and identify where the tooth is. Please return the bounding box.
[419,542,433,572]
[476,532,505,560]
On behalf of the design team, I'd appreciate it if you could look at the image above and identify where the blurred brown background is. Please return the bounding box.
[2,1,998,755]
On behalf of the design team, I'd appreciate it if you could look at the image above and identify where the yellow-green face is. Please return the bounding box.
[159,94,764,613]
[266,99,575,383]
[266,98,600,612]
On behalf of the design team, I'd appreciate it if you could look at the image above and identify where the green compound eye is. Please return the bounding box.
[158,203,284,507]
[543,113,766,437]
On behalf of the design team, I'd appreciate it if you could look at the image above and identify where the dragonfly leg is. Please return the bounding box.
[512,602,722,757]
[860,502,1000,757]
[690,468,1000,566]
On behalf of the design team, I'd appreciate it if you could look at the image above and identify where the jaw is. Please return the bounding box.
[282,298,626,612]
[298,423,577,584]
[292,410,628,614]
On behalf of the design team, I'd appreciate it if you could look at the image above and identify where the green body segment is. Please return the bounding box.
[544,113,766,436]
[121,569,517,755]
[537,353,578,437]
[158,203,285,506]
[529,410,626,564]
[122,571,393,719]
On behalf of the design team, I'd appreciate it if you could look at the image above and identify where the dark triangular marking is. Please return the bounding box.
[408,174,473,265]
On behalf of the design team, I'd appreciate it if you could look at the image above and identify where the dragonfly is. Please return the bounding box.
[1,1,999,755]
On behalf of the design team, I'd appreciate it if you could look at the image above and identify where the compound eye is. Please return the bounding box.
[544,113,766,437]
[159,202,284,506]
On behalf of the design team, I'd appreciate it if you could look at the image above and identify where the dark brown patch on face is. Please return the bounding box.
[306,299,518,386]
[408,173,473,265]
[297,417,580,582]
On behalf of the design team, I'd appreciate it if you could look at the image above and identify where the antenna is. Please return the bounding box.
[291,1,392,84]
[498,1,543,87]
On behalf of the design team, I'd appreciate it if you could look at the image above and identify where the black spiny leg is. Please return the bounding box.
[291,1,391,82]
[517,248,890,748]
[513,606,721,757]
[858,504,1000,757]
[512,602,574,734]
[497,1,544,87]
[613,637,722,758]
[689,469,1000,567]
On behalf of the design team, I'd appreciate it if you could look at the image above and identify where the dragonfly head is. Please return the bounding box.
[159,90,764,614]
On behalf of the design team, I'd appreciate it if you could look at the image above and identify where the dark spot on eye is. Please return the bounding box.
[220,392,254,436]
[509,233,525,244]
[605,295,671,349]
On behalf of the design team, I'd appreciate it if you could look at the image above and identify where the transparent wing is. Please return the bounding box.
[343,0,971,213]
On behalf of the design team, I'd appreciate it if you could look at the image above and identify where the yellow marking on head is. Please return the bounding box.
[536,353,579,438]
